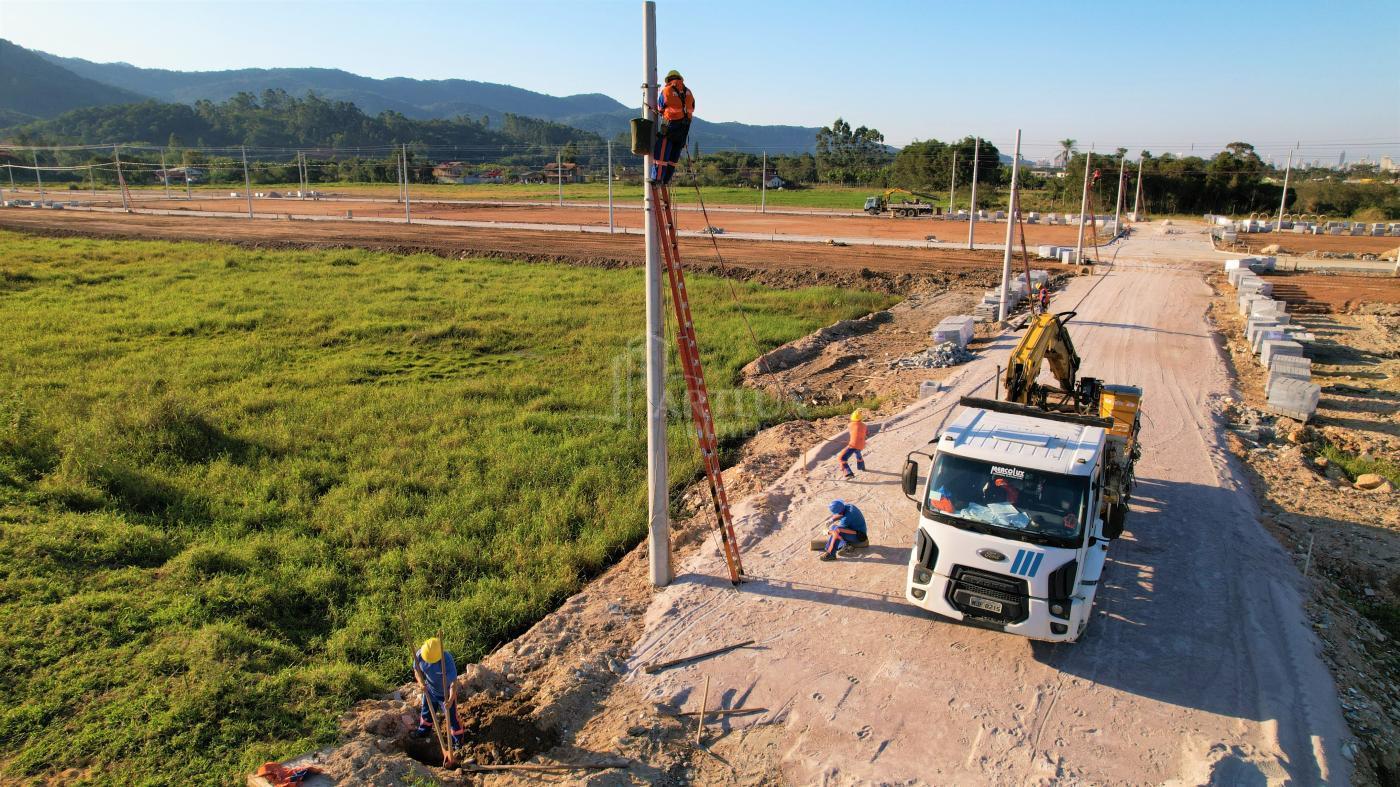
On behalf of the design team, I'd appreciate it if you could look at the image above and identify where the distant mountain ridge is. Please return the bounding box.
[11,43,818,153]
[0,40,147,121]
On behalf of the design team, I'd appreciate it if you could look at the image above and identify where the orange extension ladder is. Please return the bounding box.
[650,184,744,586]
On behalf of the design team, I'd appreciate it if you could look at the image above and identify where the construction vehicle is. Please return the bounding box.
[899,310,1142,642]
[864,188,941,218]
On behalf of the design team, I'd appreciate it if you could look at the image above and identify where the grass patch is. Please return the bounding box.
[1320,444,1400,486]
[0,230,893,783]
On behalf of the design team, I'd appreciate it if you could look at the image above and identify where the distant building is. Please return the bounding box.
[434,162,506,184]
[764,174,787,189]
[1382,156,1397,173]
[542,161,582,184]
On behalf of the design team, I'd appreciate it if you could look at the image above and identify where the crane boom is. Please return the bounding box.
[1003,310,1088,409]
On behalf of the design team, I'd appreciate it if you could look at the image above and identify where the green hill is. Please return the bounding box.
[0,40,147,119]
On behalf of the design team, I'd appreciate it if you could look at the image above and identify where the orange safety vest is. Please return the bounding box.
[661,80,694,122]
[848,421,868,450]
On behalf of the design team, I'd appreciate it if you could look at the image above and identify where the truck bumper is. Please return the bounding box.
[906,574,1085,643]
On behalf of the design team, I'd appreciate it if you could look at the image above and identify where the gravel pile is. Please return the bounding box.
[889,342,974,369]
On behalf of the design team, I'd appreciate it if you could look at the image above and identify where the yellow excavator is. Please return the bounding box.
[994,310,1143,535]
[864,188,941,217]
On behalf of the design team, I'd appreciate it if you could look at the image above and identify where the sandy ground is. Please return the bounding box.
[285,225,1356,786]
[612,253,1348,785]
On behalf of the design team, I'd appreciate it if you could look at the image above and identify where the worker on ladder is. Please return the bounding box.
[651,69,694,185]
[411,637,465,752]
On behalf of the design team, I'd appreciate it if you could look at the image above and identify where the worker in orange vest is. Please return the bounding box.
[839,409,868,480]
[651,70,694,185]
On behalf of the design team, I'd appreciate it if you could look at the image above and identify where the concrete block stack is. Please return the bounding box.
[1223,260,1319,421]
[931,316,975,349]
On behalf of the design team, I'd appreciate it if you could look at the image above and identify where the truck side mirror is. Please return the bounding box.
[901,459,919,501]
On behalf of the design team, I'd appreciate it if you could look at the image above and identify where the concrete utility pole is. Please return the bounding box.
[642,0,669,588]
[966,138,980,249]
[948,151,957,218]
[1132,154,1144,220]
[298,150,306,200]
[6,164,14,191]
[557,149,564,207]
[402,144,412,224]
[1113,152,1126,238]
[1277,151,1292,230]
[1074,148,1092,264]
[607,139,615,233]
[241,146,253,219]
[160,152,171,199]
[998,130,1022,322]
[760,151,767,213]
[114,145,130,212]
[33,153,45,202]
[89,164,97,198]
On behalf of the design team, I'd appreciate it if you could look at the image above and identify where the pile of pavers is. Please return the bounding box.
[930,315,974,348]
[1224,258,1320,421]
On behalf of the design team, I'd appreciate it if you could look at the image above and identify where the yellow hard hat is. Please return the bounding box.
[665,69,682,81]
[419,637,443,664]
[850,409,864,422]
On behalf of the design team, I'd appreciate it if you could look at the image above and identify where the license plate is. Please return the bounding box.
[966,596,1004,614]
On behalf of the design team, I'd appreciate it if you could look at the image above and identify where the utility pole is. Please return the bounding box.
[33,153,45,202]
[114,145,130,212]
[89,164,97,198]
[1132,154,1143,220]
[402,144,412,224]
[6,164,14,192]
[998,130,1022,322]
[1113,151,1126,238]
[642,0,669,588]
[966,138,980,249]
[241,146,253,219]
[160,152,171,199]
[1074,148,1092,265]
[557,149,564,207]
[760,151,767,213]
[1277,151,1292,230]
[948,151,957,218]
[607,139,615,233]
[298,150,306,199]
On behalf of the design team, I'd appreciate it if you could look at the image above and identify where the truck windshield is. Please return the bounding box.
[925,454,1089,542]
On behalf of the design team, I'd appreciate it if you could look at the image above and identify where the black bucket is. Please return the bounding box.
[630,117,653,156]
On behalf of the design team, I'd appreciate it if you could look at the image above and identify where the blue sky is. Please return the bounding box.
[3,0,1397,162]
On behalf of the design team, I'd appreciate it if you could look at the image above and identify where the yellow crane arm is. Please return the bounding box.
[1003,311,1082,405]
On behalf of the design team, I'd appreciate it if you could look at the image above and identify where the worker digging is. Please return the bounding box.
[650,69,693,185]
[411,637,465,766]
[839,409,868,479]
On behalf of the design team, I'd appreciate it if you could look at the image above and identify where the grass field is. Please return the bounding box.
[0,231,893,783]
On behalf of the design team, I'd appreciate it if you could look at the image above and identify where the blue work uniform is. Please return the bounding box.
[826,504,868,553]
[414,651,464,744]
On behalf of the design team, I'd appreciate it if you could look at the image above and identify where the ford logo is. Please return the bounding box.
[978,549,1007,562]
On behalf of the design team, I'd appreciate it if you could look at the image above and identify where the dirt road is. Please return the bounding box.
[626,240,1349,783]
[0,207,1075,293]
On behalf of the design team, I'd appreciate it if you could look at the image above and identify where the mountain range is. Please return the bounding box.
[0,39,819,152]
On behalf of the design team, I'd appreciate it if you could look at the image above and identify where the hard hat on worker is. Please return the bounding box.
[665,69,683,82]
[829,500,847,515]
[419,637,443,664]
[850,409,864,422]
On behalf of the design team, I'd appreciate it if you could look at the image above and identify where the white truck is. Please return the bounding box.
[899,397,1133,642]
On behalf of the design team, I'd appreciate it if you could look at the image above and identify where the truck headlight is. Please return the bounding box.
[911,588,926,600]
[1050,602,1066,617]
[913,567,932,585]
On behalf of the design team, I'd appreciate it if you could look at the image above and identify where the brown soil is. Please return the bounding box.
[67,192,1102,246]
[1234,232,1399,256]
[1208,276,1400,784]
[0,208,1079,296]
[1266,272,1400,313]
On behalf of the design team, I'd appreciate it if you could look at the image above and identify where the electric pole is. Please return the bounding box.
[642,0,669,587]
[966,138,980,249]
[998,130,1022,322]
[1074,148,1092,264]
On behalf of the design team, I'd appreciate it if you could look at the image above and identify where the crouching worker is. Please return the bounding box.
[411,637,465,752]
[820,499,868,561]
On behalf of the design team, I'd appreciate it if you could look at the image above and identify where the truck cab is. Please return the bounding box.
[901,403,1120,642]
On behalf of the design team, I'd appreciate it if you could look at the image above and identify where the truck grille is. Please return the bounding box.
[946,565,1029,624]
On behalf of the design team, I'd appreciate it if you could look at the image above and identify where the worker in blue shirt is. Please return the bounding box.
[820,499,868,561]
[411,637,465,751]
